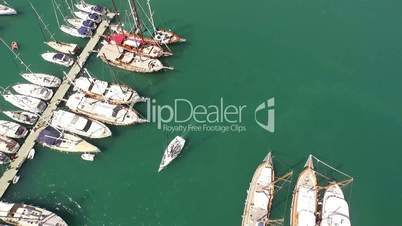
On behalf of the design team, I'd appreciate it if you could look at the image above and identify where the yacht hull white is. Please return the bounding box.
[60,25,92,38]
[0,120,28,139]
[3,94,47,113]
[0,4,16,15]
[3,111,38,125]
[0,136,19,154]
[41,52,74,67]
[45,41,79,54]
[12,83,53,101]
[158,136,186,172]
[20,73,61,88]
[320,184,351,226]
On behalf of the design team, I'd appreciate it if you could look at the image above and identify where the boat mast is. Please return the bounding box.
[51,0,60,27]
[0,38,34,74]
[29,1,56,42]
[128,0,142,34]
[146,0,157,33]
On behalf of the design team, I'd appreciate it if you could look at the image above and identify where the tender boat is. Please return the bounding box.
[67,18,97,30]
[28,148,36,159]
[66,92,147,125]
[74,11,101,23]
[0,152,10,164]
[320,184,351,226]
[41,52,74,67]
[60,25,92,38]
[37,127,100,153]
[45,41,79,54]
[0,136,19,154]
[75,1,107,15]
[98,44,170,73]
[242,152,275,226]
[158,136,186,172]
[290,155,318,226]
[20,73,61,88]
[0,120,28,139]
[73,76,144,104]
[81,153,95,161]
[0,4,16,15]
[0,202,68,226]
[3,94,47,113]
[51,110,112,139]
[12,83,53,101]
[104,34,172,58]
[3,110,38,125]
[153,29,186,45]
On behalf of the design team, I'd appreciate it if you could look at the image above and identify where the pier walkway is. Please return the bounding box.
[0,13,115,198]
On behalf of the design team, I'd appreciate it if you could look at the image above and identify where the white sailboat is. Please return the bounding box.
[51,110,112,139]
[242,152,275,226]
[66,92,147,125]
[20,73,61,88]
[67,18,97,29]
[290,155,318,226]
[45,41,79,54]
[12,83,54,101]
[0,120,28,139]
[74,11,101,23]
[158,136,186,172]
[0,135,19,154]
[60,25,92,38]
[3,94,47,113]
[37,127,100,153]
[0,202,68,226]
[320,184,351,226]
[75,1,107,15]
[0,4,16,15]
[73,75,144,104]
[41,52,74,67]
[3,111,38,125]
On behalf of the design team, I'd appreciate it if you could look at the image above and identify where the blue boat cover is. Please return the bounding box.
[78,27,90,35]
[83,20,94,28]
[54,53,64,60]
[38,127,62,146]
[93,5,104,13]
[89,13,100,21]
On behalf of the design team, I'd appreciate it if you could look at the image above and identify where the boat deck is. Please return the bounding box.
[0,13,116,198]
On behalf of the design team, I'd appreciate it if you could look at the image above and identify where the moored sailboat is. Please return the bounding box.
[12,83,53,101]
[67,18,97,30]
[74,11,102,23]
[0,201,68,226]
[3,111,38,125]
[3,94,47,113]
[75,1,107,15]
[20,73,61,88]
[60,25,92,38]
[158,136,186,172]
[0,135,19,154]
[66,93,147,125]
[0,4,16,15]
[242,152,275,226]
[37,127,100,153]
[290,155,318,226]
[45,41,79,54]
[320,184,351,226]
[0,120,28,139]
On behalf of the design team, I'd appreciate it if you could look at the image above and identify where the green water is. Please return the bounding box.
[0,0,401,225]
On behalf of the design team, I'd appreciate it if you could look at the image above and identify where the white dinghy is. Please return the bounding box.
[67,18,97,30]
[3,94,47,113]
[74,11,102,23]
[290,155,318,226]
[81,153,95,161]
[12,83,53,101]
[3,110,39,125]
[51,110,111,139]
[0,136,19,154]
[38,127,100,153]
[41,52,74,67]
[45,41,79,55]
[75,1,107,15]
[0,202,68,226]
[0,4,16,15]
[20,73,61,88]
[320,184,351,226]
[60,25,92,38]
[0,120,28,139]
[74,76,144,104]
[158,136,186,172]
[66,92,147,125]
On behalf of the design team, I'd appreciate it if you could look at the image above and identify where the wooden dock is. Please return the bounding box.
[0,13,115,198]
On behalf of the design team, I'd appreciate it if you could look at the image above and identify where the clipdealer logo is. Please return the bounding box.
[254,97,275,133]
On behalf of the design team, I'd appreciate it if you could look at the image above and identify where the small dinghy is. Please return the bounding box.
[51,110,112,139]
[0,4,16,15]
[81,153,95,161]
[74,11,101,23]
[0,120,28,139]
[0,202,68,226]
[158,136,186,172]
[0,136,19,154]
[67,18,97,30]
[37,127,100,153]
[290,155,318,226]
[60,25,92,38]
[45,41,79,55]
[3,94,47,113]
[27,148,35,160]
[12,83,53,101]
[3,111,38,125]
[320,184,351,226]
[66,92,147,125]
[75,1,107,15]
[12,175,19,184]
[20,73,61,88]
[41,52,74,67]
[73,76,144,104]
[0,152,10,164]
